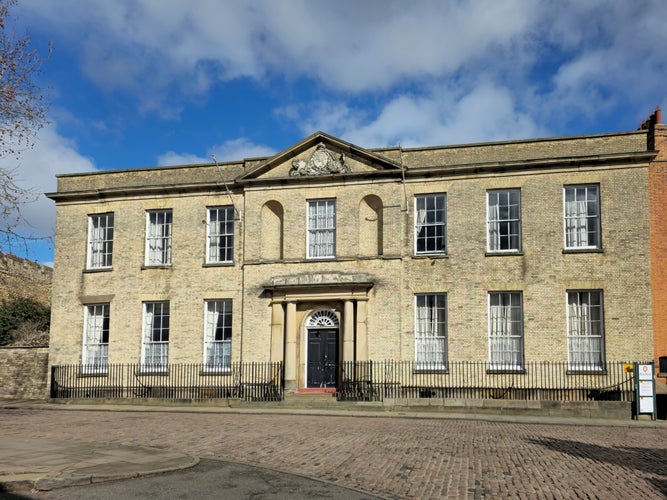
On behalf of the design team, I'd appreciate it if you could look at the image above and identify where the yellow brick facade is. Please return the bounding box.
[47,130,659,390]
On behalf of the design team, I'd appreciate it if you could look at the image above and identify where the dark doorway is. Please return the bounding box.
[307,328,338,388]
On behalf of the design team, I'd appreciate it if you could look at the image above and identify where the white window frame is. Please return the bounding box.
[488,292,524,370]
[414,294,448,370]
[563,185,601,250]
[567,290,605,371]
[487,189,521,253]
[204,299,232,372]
[206,206,234,264]
[87,213,114,269]
[307,199,336,259]
[145,210,172,266]
[414,194,446,255]
[82,303,109,373]
[141,301,169,371]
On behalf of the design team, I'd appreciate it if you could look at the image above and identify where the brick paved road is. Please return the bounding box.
[1,409,665,499]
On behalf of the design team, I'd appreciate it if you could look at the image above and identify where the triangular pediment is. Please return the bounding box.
[237,132,402,183]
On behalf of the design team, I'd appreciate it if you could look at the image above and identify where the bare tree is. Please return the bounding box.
[0,0,49,254]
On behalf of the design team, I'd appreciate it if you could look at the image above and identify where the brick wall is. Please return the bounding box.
[0,346,49,399]
[649,122,667,365]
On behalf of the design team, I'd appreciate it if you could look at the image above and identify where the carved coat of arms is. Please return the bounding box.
[289,143,350,176]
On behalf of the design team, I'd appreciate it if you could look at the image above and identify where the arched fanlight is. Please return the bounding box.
[306,310,339,327]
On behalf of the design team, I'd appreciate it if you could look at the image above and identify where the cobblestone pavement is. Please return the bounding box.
[1,409,665,499]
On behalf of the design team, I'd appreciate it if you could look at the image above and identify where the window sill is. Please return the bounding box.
[83,267,113,274]
[413,368,448,374]
[78,368,109,377]
[562,248,603,254]
[566,368,607,375]
[485,251,523,257]
[413,253,448,259]
[141,265,172,270]
[200,368,232,376]
[202,262,235,268]
[306,256,336,261]
[486,368,526,374]
[137,368,169,376]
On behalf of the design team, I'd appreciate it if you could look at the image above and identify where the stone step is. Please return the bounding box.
[283,392,339,407]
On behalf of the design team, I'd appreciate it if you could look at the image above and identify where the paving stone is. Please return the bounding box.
[0,408,665,499]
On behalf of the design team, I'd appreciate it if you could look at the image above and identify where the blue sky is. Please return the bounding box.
[2,0,666,265]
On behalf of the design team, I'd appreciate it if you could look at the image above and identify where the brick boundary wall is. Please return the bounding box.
[0,346,49,399]
[649,121,667,369]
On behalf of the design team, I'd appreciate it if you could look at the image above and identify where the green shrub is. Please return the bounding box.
[0,297,50,346]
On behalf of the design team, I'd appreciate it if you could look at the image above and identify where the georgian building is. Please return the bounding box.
[46,110,667,392]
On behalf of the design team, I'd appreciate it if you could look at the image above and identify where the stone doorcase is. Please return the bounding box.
[265,272,374,390]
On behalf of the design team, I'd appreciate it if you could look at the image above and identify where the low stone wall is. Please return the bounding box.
[382,397,632,419]
[0,346,49,399]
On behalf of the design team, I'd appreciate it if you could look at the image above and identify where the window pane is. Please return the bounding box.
[488,292,523,369]
[307,199,336,258]
[415,294,447,368]
[567,291,604,370]
[146,211,172,265]
[83,303,109,371]
[88,213,114,269]
[143,302,169,369]
[207,207,234,263]
[487,190,520,252]
[564,186,600,249]
[415,194,446,254]
[205,299,232,370]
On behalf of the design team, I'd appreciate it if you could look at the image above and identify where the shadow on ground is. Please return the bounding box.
[528,437,667,497]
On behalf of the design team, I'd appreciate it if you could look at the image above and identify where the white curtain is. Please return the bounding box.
[488,203,500,251]
[565,198,588,247]
[568,295,601,368]
[415,207,426,237]
[489,294,521,368]
[142,307,167,368]
[83,305,108,369]
[89,218,105,267]
[415,296,445,367]
[148,213,172,264]
[205,301,231,369]
[308,201,335,257]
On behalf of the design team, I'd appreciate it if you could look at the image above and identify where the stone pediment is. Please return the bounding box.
[237,131,402,183]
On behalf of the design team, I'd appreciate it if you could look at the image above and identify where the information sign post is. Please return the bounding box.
[635,362,656,420]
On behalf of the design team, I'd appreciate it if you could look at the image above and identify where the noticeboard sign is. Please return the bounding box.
[634,362,656,420]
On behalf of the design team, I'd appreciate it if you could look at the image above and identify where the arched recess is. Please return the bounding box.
[358,195,383,256]
[261,201,284,260]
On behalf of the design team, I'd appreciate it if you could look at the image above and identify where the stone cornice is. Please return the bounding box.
[46,151,655,202]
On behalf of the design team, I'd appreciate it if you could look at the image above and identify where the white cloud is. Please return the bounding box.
[157,151,210,167]
[157,138,275,166]
[0,124,97,248]
[19,0,666,134]
[21,0,539,93]
[285,83,547,149]
[211,138,275,161]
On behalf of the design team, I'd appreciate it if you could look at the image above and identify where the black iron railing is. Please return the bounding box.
[50,362,283,401]
[337,360,638,402]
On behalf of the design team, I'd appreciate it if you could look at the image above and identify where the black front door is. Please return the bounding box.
[307,328,338,388]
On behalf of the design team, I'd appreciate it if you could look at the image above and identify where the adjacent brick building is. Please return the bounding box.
[46,110,666,392]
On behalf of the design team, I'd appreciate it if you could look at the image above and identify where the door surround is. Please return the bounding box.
[264,272,374,390]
